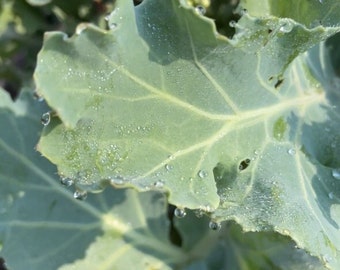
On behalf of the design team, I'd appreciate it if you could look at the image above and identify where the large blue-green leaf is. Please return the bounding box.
[0,89,327,269]
[0,90,182,269]
[34,0,340,267]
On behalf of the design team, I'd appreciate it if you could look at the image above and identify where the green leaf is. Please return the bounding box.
[34,0,340,267]
[0,90,182,269]
[1,91,324,270]
[241,0,340,28]
[175,213,326,270]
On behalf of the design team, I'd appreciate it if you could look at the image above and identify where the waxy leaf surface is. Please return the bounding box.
[0,90,326,269]
[35,0,340,267]
[0,90,179,269]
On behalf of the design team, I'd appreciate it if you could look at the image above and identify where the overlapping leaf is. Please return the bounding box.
[34,0,340,267]
[175,213,325,270]
[0,90,181,269]
[0,89,327,269]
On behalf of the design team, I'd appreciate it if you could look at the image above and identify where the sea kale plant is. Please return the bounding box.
[1,0,340,269]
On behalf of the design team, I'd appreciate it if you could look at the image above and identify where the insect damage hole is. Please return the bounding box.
[274,78,284,89]
[239,158,251,171]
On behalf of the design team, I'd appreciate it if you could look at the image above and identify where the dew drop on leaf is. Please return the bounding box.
[240,8,248,16]
[109,23,118,30]
[279,21,293,33]
[209,221,221,231]
[174,208,186,218]
[153,180,164,188]
[33,91,44,102]
[73,190,87,200]
[198,170,208,178]
[194,209,204,218]
[41,112,51,126]
[60,177,74,187]
[109,176,125,186]
[332,169,340,180]
[195,6,206,15]
[328,192,334,200]
[229,20,236,28]
[165,164,174,172]
[287,148,296,155]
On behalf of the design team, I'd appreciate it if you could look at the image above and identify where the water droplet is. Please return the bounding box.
[279,21,293,33]
[73,190,87,200]
[240,8,248,16]
[60,177,74,187]
[165,164,174,172]
[209,221,221,231]
[105,13,118,30]
[33,91,44,102]
[195,6,206,15]
[109,22,118,30]
[109,176,125,186]
[287,148,296,155]
[198,170,208,178]
[194,209,204,218]
[17,191,25,198]
[174,208,186,218]
[41,112,51,126]
[319,0,323,3]
[332,169,340,180]
[282,229,290,235]
[153,180,164,188]
[328,192,334,199]
[229,20,236,28]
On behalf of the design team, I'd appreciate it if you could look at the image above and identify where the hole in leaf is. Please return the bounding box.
[167,205,182,247]
[0,258,8,270]
[274,78,284,89]
[206,0,241,38]
[239,158,251,171]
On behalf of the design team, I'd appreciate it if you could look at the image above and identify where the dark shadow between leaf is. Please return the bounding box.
[0,258,8,270]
